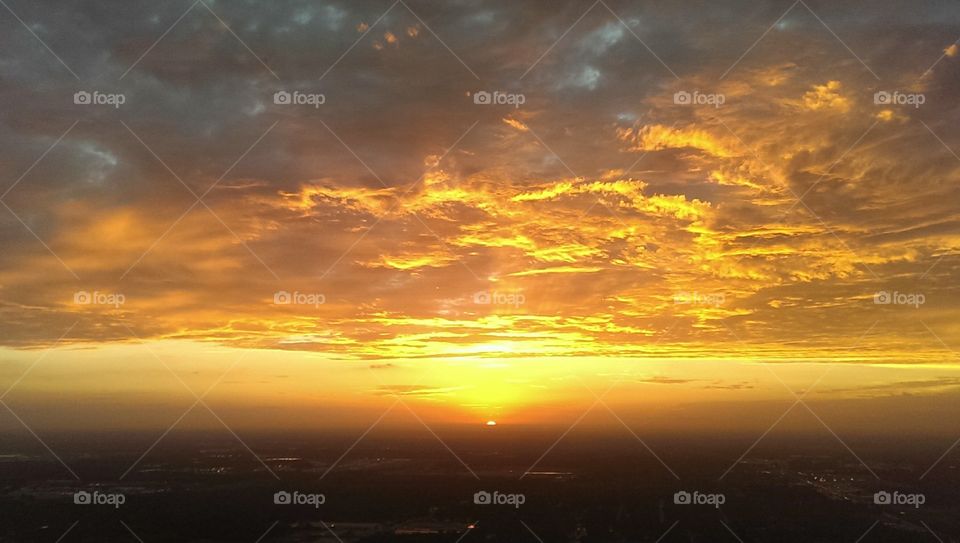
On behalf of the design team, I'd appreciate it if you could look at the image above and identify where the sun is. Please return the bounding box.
[485,420,497,427]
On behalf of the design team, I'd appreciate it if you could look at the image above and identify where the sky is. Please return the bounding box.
[1,0,960,438]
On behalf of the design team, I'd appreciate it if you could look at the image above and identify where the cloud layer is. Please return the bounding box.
[1,0,959,363]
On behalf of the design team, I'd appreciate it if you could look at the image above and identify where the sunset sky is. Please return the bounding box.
[2,0,960,438]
